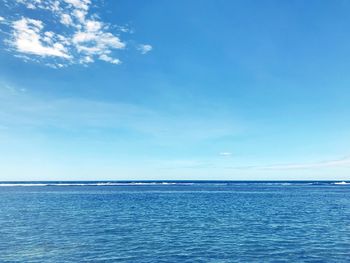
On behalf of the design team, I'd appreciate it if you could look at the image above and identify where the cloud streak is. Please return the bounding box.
[219,152,232,156]
[226,157,350,171]
[0,84,240,143]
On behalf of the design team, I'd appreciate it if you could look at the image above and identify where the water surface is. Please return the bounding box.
[0,181,349,262]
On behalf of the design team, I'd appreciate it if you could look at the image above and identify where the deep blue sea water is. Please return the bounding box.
[0,181,349,262]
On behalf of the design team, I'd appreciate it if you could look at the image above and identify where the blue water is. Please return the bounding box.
[0,181,349,262]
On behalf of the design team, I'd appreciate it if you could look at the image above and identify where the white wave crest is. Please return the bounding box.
[333,181,350,185]
[0,182,195,187]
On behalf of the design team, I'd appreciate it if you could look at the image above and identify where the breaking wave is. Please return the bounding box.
[0,181,348,187]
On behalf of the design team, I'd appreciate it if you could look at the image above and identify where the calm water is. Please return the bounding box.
[0,181,349,262]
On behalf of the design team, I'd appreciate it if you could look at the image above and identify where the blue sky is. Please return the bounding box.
[0,0,350,181]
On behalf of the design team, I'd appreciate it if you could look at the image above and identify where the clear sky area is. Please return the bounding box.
[0,0,349,181]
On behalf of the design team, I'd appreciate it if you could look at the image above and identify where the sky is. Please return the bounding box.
[0,0,350,181]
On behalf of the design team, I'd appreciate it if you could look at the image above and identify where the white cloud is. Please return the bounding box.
[219,152,232,156]
[99,54,120,64]
[81,56,94,63]
[12,17,71,58]
[85,20,102,32]
[60,14,73,26]
[64,0,90,11]
[2,0,148,67]
[0,16,5,22]
[138,44,152,54]
[73,9,87,23]
[72,28,125,58]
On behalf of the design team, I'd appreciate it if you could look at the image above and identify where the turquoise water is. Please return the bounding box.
[0,181,349,262]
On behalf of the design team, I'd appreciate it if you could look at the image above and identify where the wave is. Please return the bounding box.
[332,181,350,185]
[0,181,348,187]
[0,182,195,187]
[0,183,50,187]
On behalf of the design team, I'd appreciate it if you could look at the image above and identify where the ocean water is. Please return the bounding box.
[0,181,349,262]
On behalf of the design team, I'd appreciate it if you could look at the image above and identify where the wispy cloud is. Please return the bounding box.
[259,158,350,170]
[1,0,151,67]
[226,157,350,171]
[138,44,152,54]
[219,152,232,156]
[158,156,350,174]
[0,84,240,143]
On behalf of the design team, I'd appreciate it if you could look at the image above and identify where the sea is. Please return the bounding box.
[0,181,349,262]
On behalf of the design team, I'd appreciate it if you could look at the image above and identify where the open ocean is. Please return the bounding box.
[0,181,349,262]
